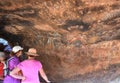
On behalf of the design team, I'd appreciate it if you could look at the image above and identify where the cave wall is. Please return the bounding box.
[0,0,120,82]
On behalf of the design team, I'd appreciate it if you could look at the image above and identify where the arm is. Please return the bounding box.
[39,68,50,83]
[0,77,4,80]
[10,67,25,80]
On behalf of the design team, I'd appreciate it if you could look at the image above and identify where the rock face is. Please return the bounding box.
[0,0,120,82]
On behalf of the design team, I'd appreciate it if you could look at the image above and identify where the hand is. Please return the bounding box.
[47,80,51,83]
[22,76,26,81]
[0,77,3,80]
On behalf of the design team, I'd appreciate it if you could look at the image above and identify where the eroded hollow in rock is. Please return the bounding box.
[0,0,120,83]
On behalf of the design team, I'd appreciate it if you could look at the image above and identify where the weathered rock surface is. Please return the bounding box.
[0,0,120,82]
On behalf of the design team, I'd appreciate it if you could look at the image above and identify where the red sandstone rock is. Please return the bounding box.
[0,0,120,82]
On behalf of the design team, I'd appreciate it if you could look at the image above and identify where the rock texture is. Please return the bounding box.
[0,0,120,82]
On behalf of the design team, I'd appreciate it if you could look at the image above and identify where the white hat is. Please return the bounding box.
[12,46,23,53]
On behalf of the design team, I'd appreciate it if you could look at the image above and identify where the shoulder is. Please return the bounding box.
[36,60,42,68]
[19,60,27,64]
[33,60,42,67]
[17,60,27,67]
[8,57,17,62]
[35,60,42,64]
[0,62,4,66]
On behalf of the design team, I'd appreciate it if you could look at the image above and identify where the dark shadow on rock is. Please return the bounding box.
[0,14,34,27]
[0,43,5,51]
[0,18,24,46]
[0,29,24,46]
[61,20,90,32]
[0,6,40,18]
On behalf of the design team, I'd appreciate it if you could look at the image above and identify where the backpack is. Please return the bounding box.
[3,61,7,77]
[4,57,15,76]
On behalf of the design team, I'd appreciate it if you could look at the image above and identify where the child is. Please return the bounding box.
[0,52,6,83]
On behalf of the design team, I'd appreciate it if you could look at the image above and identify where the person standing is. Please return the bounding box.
[10,48,51,83]
[4,46,23,83]
[0,52,6,83]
